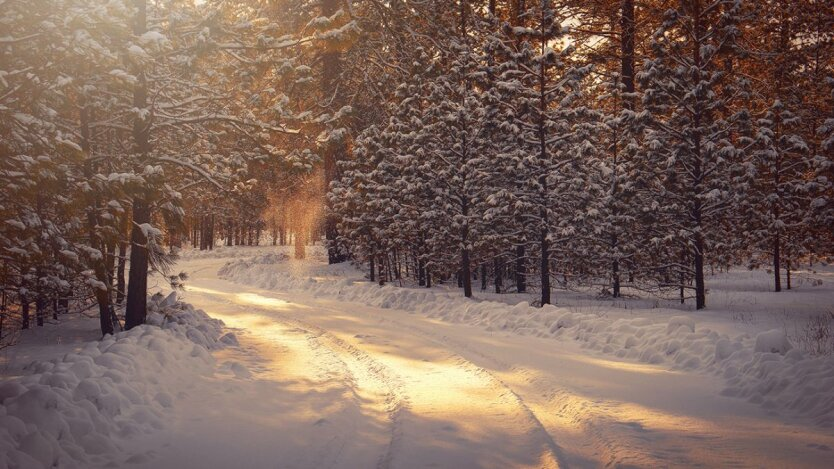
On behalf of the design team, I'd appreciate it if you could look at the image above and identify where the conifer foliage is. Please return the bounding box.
[1,0,832,341]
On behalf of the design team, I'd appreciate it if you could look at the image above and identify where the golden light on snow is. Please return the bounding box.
[568,355,681,375]
[190,283,559,469]
[235,293,293,309]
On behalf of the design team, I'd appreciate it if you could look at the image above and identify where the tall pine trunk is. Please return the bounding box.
[125,0,152,329]
[322,0,346,264]
[81,95,115,335]
[494,257,502,293]
[773,233,782,292]
[612,0,636,298]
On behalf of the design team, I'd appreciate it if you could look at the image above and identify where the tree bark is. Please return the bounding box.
[773,233,782,292]
[21,295,29,330]
[81,96,115,335]
[322,0,347,264]
[125,0,151,330]
[515,245,526,292]
[494,257,503,293]
[461,248,472,298]
[125,198,150,329]
[116,214,129,305]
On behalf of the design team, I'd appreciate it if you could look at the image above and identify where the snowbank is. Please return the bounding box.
[219,257,834,427]
[0,294,228,468]
[177,246,289,261]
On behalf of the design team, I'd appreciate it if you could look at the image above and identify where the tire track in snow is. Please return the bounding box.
[258,298,563,469]
[363,315,664,468]
[186,286,407,469]
[189,278,562,468]
[352,313,568,468]
[261,313,408,469]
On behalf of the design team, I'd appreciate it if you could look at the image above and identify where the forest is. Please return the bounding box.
[3,1,834,468]
[1,0,832,340]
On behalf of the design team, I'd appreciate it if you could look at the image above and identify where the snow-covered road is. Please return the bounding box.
[140,255,834,469]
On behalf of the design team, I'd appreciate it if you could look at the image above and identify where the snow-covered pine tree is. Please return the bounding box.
[637,0,749,309]
[814,76,834,257]
[487,1,592,305]
[747,100,812,291]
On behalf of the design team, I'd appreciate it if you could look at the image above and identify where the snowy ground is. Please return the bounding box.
[2,245,833,468]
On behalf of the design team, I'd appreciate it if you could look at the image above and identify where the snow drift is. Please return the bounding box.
[219,255,834,427]
[0,294,228,468]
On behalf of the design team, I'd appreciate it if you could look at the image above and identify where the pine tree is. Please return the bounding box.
[638,0,749,309]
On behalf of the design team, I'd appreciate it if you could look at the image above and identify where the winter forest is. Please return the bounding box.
[2,0,834,468]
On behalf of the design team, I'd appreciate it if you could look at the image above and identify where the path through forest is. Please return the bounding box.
[135,255,834,468]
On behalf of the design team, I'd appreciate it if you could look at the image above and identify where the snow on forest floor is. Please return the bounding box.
[0,295,232,468]
[218,247,834,425]
[2,244,834,468]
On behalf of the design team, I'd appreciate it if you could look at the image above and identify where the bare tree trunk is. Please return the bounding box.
[515,245,526,293]
[125,198,150,329]
[773,233,782,292]
[322,0,347,265]
[35,294,44,327]
[81,95,114,335]
[378,253,386,286]
[125,0,151,330]
[21,295,29,330]
[116,215,128,305]
[494,257,503,293]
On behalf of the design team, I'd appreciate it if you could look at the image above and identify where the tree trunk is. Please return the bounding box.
[480,263,487,291]
[125,198,150,329]
[680,269,686,305]
[60,296,69,319]
[773,233,782,292]
[541,227,551,305]
[116,235,128,305]
[515,245,526,293]
[209,215,215,250]
[81,96,115,335]
[461,248,472,298]
[125,0,151,330]
[378,253,386,286]
[35,295,45,327]
[21,296,29,330]
[322,0,347,265]
[694,235,706,309]
[621,0,636,109]
[369,255,376,282]
[494,257,503,293]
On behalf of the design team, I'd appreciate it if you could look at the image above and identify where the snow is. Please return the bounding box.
[754,329,793,354]
[138,31,167,46]
[138,223,161,239]
[3,246,833,468]
[217,249,834,428]
[0,296,226,468]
